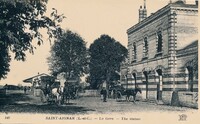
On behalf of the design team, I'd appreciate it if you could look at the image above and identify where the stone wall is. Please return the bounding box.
[127,11,170,63]
[175,8,198,50]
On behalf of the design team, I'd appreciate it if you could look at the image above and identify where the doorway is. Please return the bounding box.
[187,66,194,92]
[156,69,162,100]
[132,73,137,89]
[143,71,149,99]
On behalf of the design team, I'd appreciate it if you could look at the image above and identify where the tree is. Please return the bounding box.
[89,35,127,89]
[0,0,65,79]
[0,45,10,79]
[48,30,88,81]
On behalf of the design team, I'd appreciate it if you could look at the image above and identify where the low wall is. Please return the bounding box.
[0,89,24,95]
[178,91,198,108]
[162,91,173,105]
[33,89,42,97]
[5,90,24,94]
[139,90,198,108]
[78,90,99,97]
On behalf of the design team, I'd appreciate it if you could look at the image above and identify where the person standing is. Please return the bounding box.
[102,87,107,102]
[24,86,27,94]
[100,89,103,100]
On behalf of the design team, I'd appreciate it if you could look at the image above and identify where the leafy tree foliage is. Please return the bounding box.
[0,0,65,79]
[0,45,11,79]
[89,35,127,89]
[48,30,88,80]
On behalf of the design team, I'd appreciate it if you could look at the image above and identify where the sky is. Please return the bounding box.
[0,0,196,86]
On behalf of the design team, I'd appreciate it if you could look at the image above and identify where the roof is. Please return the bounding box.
[177,40,198,56]
[185,54,198,68]
[127,1,198,34]
[171,1,198,8]
[23,73,54,83]
[180,40,198,50]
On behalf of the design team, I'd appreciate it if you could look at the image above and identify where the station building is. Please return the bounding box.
[120,0,198,107]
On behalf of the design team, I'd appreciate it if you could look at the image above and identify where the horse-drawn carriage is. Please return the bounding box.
[109,85,142,102]
[40,81,78,105]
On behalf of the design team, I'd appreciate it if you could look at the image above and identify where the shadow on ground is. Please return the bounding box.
[0,93,32,105]
[0,103,94,114]
[0,93,95,114]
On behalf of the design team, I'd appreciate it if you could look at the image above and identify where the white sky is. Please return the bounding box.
[0,0,196,86]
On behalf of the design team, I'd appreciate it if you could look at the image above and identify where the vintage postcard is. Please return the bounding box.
[0,0,199,124]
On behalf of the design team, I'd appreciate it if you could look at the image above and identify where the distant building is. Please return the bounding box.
[56,72,80,86]
[23,73,55,96]
[120,0,198,107]
[3,84,21,90]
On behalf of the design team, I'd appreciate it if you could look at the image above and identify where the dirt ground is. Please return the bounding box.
[0,91,197,114]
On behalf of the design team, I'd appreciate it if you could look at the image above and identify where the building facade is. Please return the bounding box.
[120,0,198,107]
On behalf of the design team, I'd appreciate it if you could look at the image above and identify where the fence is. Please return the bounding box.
[78,90,99,97]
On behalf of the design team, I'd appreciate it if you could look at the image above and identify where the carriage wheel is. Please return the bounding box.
[61,95,65,104]
[116,91,122,102]
[56,94,64,105]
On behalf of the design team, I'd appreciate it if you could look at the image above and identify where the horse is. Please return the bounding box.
[40,82,79,105]
[116,87,142,102]
[39,84,64,105]
[125,88,142,102]
[48,85,73,105]
[51,86,64,105]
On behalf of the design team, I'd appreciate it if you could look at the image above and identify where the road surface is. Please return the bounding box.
[0,91,197,114]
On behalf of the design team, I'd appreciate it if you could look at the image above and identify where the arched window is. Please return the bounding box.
[143,37,148,57]
[132,42,137,61]
[157,31,163,53]
[128,48,131,63]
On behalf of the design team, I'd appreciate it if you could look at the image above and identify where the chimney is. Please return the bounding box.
[139,6,143,22]
[143,0,147,18]
[138,0,147,22]
[144,0,146,9]
[195,0,198,5]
